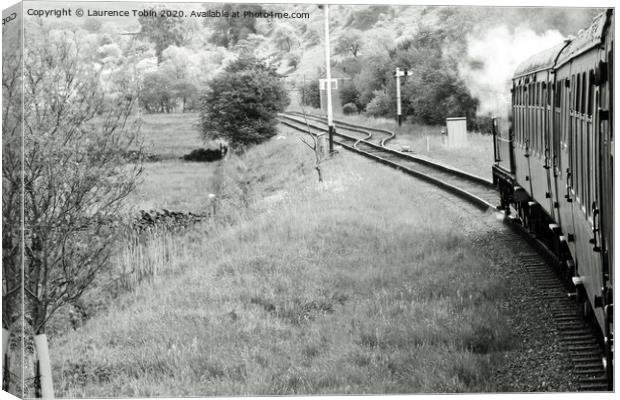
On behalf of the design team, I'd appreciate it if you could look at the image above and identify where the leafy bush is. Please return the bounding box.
[342,103,358,115]
[353,56,392,108]
[300,80,321,109]
[365,90,393,118]
[339,82,362,111]
[199,56,290,148]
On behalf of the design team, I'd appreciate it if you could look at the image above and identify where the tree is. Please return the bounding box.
[391,32,479,126]
[298,106,327,183]
[273,24,299,52]
[172,80,200,112]
[208,4,263,48]
[2,17,23,395]
[137,7,185,64]
[353,55,392,107]
[335,29,363,57]
[199,56,289,148]
[82,18,102,33]
[22,26,143,397]
[140,70,175,113]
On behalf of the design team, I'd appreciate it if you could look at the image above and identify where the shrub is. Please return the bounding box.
[199,56,290,148]
[300,80,321,109]
[365,90,393,118]
[339,82,362,110]
[342,103,358,115]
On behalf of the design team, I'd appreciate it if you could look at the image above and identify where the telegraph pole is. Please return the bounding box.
[323,4,335,153]
[395,67,402,126]
[394,67,412,127]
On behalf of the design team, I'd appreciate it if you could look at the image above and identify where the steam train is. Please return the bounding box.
[492,9,614,384]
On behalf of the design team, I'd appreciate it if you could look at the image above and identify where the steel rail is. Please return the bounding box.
[282,112,494,188]
[277,113,497,211]
[286,110,395,146]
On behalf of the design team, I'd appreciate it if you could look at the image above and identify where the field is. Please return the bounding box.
[126,113,221,214]
[48,113,517,397]
[289,107,495,180]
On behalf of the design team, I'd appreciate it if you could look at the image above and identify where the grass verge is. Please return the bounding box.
[50,128,513,396]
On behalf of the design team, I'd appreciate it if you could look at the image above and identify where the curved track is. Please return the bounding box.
[278,112,499,211]
[285,110,395,147]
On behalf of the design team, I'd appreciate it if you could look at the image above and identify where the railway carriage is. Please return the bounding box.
[492,9,614,386]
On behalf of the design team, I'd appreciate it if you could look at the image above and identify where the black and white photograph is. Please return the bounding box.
[1,0,616,397]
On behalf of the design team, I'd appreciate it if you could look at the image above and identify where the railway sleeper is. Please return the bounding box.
[579,383,609,391]
[574,362,605,370]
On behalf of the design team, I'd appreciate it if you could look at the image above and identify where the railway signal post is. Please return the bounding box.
[323,4,335,152]
[394,67,413,126]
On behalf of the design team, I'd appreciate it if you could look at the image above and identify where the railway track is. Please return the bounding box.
[277,111,499,211]
[278,111,610,391]
[285,110,395,147]
[498,226,609,391]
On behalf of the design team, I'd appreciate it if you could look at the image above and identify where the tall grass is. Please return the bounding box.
[49,130,514,396]
[116,227,184,291]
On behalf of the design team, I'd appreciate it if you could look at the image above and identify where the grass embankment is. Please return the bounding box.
[45,113,221,338]
[51,128,513,396]
[290,107,494,180]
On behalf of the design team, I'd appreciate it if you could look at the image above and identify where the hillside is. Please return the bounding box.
[49,4,602,122]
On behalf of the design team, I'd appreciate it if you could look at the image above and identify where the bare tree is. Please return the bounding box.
[21,25,143,397]
[2,14,24,395]
[298,102,327,183]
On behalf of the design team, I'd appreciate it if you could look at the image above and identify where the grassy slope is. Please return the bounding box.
[51,129,513,397]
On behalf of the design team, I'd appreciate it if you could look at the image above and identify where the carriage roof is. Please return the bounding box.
[512,11,611,79]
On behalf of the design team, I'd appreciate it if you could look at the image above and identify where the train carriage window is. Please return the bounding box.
[563,79,568,144]
[527,83,530,106]
[576,74,581,114]
[515,85,519,105]
[587,72,594,116]
[586,121,591,215]
[575,129,580,199]
[555,81,561,107]
[536,82,541,150]
[581,72,587,115]
[582,119,587,209]
[538,82,542,106]
[571,75,576,110]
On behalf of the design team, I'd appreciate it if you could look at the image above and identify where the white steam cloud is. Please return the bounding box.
[459,25,565,117]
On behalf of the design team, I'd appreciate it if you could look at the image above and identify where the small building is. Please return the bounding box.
[445,117,468,148]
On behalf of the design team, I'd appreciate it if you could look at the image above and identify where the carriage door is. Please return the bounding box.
[600,47,613,280]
